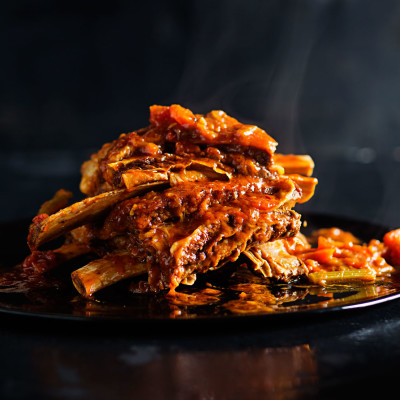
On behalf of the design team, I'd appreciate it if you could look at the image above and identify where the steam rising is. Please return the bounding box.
[2,1,400,227]
[174,1,327,154]
[171,1,400,227]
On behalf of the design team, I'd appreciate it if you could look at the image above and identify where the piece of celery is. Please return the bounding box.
[308,269,376,285]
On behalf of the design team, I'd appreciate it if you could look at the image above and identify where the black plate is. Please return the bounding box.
[0,214,400,322]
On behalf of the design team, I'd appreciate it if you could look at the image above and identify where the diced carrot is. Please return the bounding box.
[317,236,341,249]
[299,248,335,265]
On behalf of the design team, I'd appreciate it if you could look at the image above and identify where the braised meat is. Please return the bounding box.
[26,104,318,297]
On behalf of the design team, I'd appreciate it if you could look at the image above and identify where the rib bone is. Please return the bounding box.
[28,182,165,250]
[71,251,147,298]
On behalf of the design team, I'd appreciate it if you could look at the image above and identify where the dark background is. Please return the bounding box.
[2,0,400,228]
[2,3,400,399]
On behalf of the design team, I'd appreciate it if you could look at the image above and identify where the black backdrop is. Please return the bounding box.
[2,0,400,228]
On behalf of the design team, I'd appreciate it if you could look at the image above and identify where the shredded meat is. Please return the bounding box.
[26,104,319,296]
[80,105,280,197]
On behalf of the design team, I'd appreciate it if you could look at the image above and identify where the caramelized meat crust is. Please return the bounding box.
[99,176,299,237]
[100,205,301,292]
[94,176,302,291]
[80,106,280,197]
